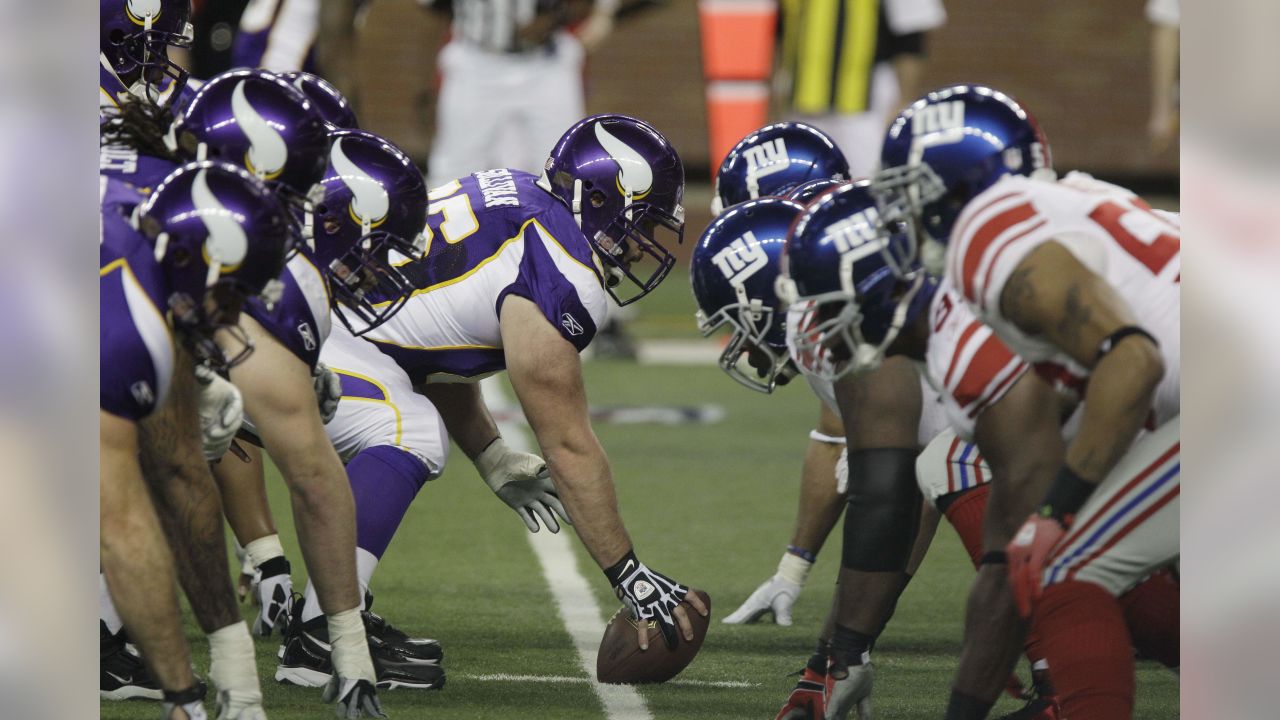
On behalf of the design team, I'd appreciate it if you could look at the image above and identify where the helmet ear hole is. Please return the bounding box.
[109,29,126,45]
[589,190,606,209]
[170,246,192,268]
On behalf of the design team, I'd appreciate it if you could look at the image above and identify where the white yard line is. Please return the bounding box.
[461,673,756,689]
[481,377,654,720]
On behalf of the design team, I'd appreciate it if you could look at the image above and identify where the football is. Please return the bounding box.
[596,590,712,684]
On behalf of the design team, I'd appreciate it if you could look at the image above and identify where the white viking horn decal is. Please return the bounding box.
[232,80,289,180]
[594,122,653,197]
[192,169,249,284]
[331,138,389,229]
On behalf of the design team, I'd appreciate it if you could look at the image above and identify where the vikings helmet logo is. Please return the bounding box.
[330,138,389,229]
[594,123,653,200]
[126,0,162,26]
[231,80,289,181]
[192,169,249,281]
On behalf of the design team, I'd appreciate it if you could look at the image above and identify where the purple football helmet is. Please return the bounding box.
[540,114,686,305]
[277,72,359,130]
[100,0,194,106]
[137,161,294,369]
[166,69,330,206]
[308,129,427,335]
[872,85,1053,275]
[778,181,935,380]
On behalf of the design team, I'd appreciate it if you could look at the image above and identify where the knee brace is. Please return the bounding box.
[841,448,922,572]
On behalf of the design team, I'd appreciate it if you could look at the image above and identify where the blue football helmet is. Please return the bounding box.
[308,129,427,335]
[277,71,359,130]
[541,114,686,306]
[712,122,849,216]
[691,197,806,393]
[166,69,331,209]
[785,177,846,206]
[778,181,935,380]
[872,84,1053,274]
[100,0,194,106]
[137,161,294,370]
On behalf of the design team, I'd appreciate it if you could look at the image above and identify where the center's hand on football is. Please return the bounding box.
[606,552,707,650]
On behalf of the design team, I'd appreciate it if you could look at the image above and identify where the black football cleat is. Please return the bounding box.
[101,622,163,701]
[362,592,443,665]
[275,599,445,691]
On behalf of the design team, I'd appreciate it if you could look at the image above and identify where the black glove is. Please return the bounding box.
[604,551,689,649]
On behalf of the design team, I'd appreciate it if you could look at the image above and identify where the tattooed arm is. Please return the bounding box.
[1000,242,1164,484]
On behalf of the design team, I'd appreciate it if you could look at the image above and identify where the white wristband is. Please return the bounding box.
[327,608,376,682]
[777,552,813,587]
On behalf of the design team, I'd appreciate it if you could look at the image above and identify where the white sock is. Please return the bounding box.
[100,573,123,635]
[301,549,379,623]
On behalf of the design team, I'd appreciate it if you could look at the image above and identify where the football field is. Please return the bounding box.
[101,284,1179,719]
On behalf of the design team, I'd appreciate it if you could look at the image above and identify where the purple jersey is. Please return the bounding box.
[100,176,176,421]
[245,245,332,370]
[98,140,180,195]
[361,169,609,384]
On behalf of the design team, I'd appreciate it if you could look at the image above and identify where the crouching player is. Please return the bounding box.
[101,162,292,718]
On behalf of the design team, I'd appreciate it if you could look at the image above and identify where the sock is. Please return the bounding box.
[1119,568,1180,669]
[244,534,285,568]
[806,638,829,675]
[301,581,323,623]
[347,445,432,558]
[943,484,992,568]
[830,625,873,668]
[943,689,995,720]
[100,573,124,636]
[1035,580,1135,720]
[300,547,382,623]
[1024,623,1054,695]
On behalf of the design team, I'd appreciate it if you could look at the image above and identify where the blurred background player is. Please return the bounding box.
[99,0,195,109]
[774,0,945,177]
[1146,0,1179,154]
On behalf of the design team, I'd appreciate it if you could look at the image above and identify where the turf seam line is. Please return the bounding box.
[460,673,757,689]
[481,377,654,720]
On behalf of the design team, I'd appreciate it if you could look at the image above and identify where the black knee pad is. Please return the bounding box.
[841,448,921,572]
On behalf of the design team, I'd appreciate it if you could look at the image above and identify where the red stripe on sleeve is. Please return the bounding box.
[943,321,984,389]
[951,334,1018,411]
[961,202,1038,301]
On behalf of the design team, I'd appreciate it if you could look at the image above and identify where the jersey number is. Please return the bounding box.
[1088,199,1179,275]
[422,180,479,251]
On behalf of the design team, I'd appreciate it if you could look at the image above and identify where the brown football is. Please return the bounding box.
[596,589,711,684]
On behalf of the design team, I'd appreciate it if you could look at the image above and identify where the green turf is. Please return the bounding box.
[102,361,1178,719]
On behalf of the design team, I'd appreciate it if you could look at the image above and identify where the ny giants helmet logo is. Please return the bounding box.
[742,138,790,183]
[126,0,162,26]
[191,169,249,278]
[711,232,769,286]
[330,138,389,229]
[594,123,653,200]
[231,80,289,181]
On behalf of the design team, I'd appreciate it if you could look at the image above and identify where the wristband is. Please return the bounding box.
[1038,465,1096,524]
[603,549,639,587]
[163,681,207,705]
[786,545,817,563]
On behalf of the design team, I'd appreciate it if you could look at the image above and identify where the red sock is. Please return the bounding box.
[1119,568,1180,669]
[943,484,991,568]
[1034,580,1135,720]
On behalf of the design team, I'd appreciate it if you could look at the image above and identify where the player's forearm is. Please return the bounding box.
[542,435,632,568]
[418,381,500,460]
[789,438,845,553]
[1065,339,1164,484]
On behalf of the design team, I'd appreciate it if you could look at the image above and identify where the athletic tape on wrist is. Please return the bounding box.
[327,608,377,681]
[244,534,285,569]
[777,551,813,586]
[208,622,260,701]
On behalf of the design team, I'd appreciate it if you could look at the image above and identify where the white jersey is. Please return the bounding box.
[924,286,1030,440]
[945,172,1180,426]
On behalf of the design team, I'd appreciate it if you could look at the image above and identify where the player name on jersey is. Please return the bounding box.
[474,168,521,208]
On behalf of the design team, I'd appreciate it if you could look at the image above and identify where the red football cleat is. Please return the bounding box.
[774,667,826,720]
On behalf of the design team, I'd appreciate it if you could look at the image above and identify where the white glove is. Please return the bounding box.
[826,657,874,720]
[475,437,571,533]
[312,362,343,424]
[249,558,294,637]
[722,553,811,626]
[196,364,244,462]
